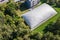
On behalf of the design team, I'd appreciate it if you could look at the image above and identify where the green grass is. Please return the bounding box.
[32,8,60,34]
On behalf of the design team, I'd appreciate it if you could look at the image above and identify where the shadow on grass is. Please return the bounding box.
[43,21,60,35]
[43,22,53,33]
[54,6,60,8]
[40,0,47,3]
[20,3,28,11]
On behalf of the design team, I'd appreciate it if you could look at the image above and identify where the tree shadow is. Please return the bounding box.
[20,3,29,11]
[40,0,47,3]
[42,21,60,35]
[43,22,54,33]
[54,5,60,8]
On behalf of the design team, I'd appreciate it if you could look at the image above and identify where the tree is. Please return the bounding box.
[29,33,41,40]
[46,0,56,5]
[56,0,60,7]
[41,32,60,40]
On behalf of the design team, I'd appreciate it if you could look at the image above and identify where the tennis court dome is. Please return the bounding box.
[22,3,57,30]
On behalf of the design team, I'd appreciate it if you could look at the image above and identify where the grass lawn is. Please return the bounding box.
[32,8,60,34]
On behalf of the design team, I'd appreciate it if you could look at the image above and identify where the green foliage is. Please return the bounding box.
[0,2,31,40]
[56,0,60,7]
[29,33,41,40]
[41,32,60,40]
[44,17,60,35]
[41,0,60,7]
[0,0,60,40]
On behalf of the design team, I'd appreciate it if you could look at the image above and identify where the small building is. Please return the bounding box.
[0,0,24,4]
[14,0,24,3]
[22,3,57,30]
[14,0,20,2]
[24,0,40,8]
[0,0,8,4]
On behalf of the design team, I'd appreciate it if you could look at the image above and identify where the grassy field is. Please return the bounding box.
[32,8,60,34]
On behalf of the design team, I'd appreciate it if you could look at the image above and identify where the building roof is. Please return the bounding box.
[0,0,8,4]
[22,3,57,30]
[14,0,20,2]
[0,0,24,4]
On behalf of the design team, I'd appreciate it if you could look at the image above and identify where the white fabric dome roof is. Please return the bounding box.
[22,3,57,30]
